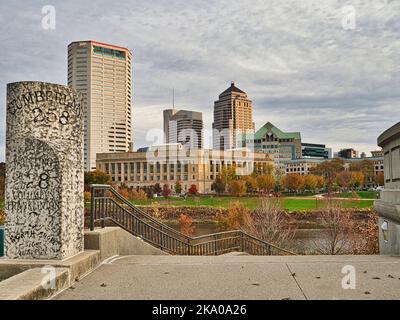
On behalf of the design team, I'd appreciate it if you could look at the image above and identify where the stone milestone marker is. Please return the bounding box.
[5,81,84,260]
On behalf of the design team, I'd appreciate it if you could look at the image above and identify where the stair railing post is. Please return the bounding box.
[90,186,95,231]
[101,189,105,228]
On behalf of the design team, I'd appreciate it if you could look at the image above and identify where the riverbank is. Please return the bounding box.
[141,205,374,230]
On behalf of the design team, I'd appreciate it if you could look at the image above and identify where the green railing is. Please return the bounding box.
[90,185,295,256]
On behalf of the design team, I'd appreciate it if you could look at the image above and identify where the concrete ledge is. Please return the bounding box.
[374,200,400,224]
[0,250,101,300]
[84,227,168,261]
[0,268,70,300]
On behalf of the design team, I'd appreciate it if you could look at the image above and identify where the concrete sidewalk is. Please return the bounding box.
[54,255,400,300]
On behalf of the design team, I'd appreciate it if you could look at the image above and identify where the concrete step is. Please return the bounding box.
[0,250,101,300]
[0,267,70,300]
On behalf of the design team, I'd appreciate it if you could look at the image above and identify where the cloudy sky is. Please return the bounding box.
[0,0,399,161]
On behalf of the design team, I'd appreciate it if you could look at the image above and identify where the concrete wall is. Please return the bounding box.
[375,122,400,255]
[84,227,168,261]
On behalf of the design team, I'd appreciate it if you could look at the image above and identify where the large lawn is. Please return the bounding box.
[0,196,374,212]
[131,196,374,212]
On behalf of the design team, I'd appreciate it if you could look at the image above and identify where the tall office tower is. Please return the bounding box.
[163,109,204,149]
[212,82,255,150]
[68,40,133,171]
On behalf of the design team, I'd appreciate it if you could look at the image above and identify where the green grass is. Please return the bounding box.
[334,191,379,199]
[0,196,373,212]
[131,196,374,212]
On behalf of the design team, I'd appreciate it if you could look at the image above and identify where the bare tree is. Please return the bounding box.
[243,197,295,249]
[313,200,355,255]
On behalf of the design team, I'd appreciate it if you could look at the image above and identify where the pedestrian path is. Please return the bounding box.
[54,255,400,300]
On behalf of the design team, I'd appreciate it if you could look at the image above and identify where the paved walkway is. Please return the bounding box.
[54,255,400,300]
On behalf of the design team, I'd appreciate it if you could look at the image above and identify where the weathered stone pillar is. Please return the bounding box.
[5,82,84,260]
[374,122,400,256]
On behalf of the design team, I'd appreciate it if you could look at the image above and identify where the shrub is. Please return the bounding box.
[84,191,91,203]
[174,181,182,195]
[351,211,379,255]
[154,183,162,196]
[162,184,172,198]
[216,201,249,231]
[188,184,198,195]
[243,197,294,248]
[129,188,147,201]
[0,208,5,225]
[178,214,195,236]
[119,188,129,199]
[314,200,355,255]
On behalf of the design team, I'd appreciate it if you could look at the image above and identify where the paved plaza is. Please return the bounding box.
[54,254,400,300]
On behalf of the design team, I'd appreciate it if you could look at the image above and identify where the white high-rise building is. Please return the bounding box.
[68,40,133,171]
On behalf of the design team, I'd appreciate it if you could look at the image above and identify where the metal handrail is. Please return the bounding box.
[90,184,295,256]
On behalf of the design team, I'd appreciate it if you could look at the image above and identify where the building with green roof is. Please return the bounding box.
[254,122,302,172]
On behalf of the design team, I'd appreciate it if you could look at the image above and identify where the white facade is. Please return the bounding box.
[68,41,133,171]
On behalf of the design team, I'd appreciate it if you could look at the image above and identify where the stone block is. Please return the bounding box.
[5,82,84,260]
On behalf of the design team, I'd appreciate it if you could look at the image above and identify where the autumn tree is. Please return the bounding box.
[274,168,284,192]
[310,158,344,192]
[228,180,247,197]
[174,181,182,195]
[188,184,198,195]
[257,174,275,193]
[162,184,172,198]
[282,174,305,193]
[351,171,365,190]
[336,171,353,191]
[211,176,226,194]
[304,175,318,192]
[153,183,162,196]
[254,163,274,176]
[349,160,374,185]
[243,176,258,194]
[220,167,237,186]
[316,175,325,190]
[375,172,384,186]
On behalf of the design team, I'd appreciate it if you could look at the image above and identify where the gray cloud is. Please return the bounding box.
[0,0,399,162]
